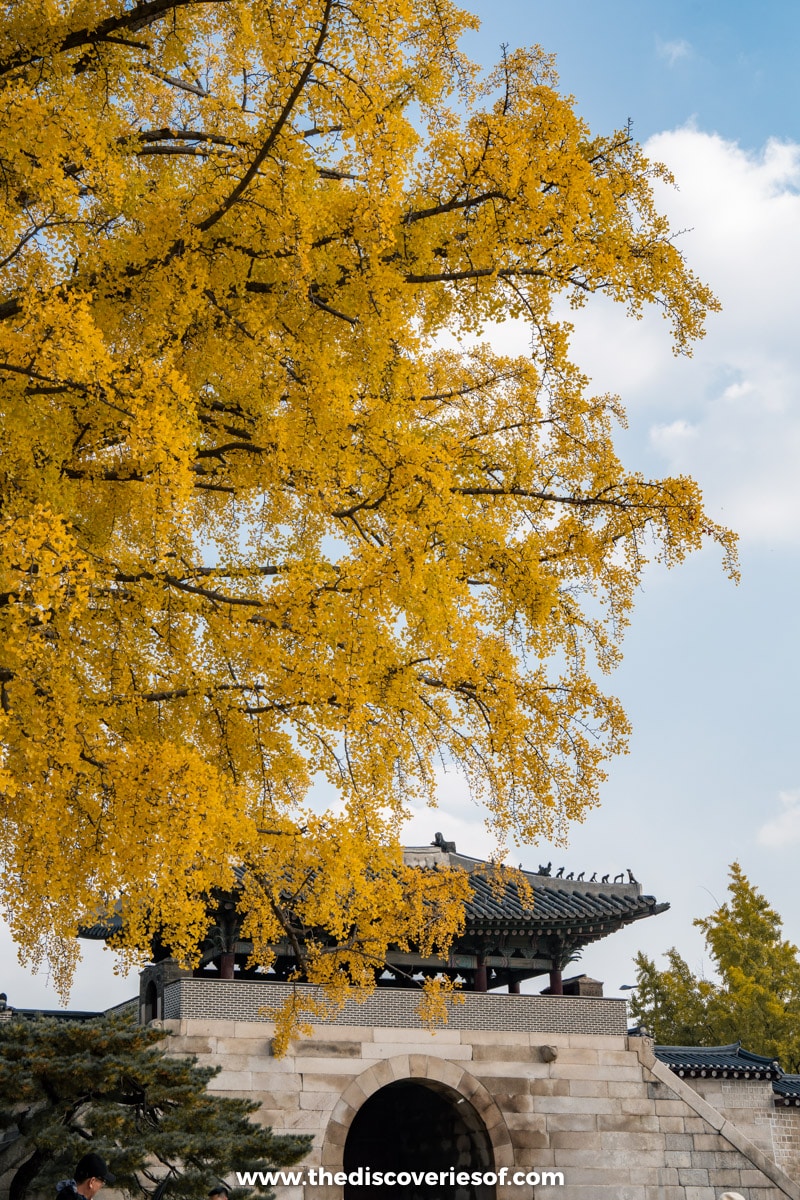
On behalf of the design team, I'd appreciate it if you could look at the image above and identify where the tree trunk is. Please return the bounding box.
[10,1147,46,1200]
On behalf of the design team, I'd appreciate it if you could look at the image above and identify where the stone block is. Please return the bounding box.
[607,1081,647,1099]
[596,1113,661,1134]
[528,1078,569,1097]
[677,1167,710,1185]
[297,1062,363,1082]
[684,1116,713,1133]
[567,1034,626,1050]
[597,1049,639,1065]
[555,1047,600,1066]
[216,1036,272,1056]
[475,1075,531,1096]
[550,1147,642,1169]
[329,1097,356,1126]
[544,1165,618,1185]
[322,1119,349,1147]
[549,1131,605,1150]
[361,1041,471,1060]
[692,1133,724,1151]
[596,1065,647,1082]
[591,1130,663,1152]
[619,1096,658,1115]
[707,1167,749,1187]
[262,1108,321,1133]
[309,1022,374,1039]
[566,1079,610,1098]
[533,1095,617,1115]
[501,1112,548,1135]
[464,1029,533,1045]
[654,1116,686,1133]
[354,1058,395,1092]
[212,1069,253,1091]
[234,1020,274,1037]
[544,1113,597,1132]
[249,1061,301,1084]
[292,1040,363,1058]
[655,1099,688,1117]
[663,1151,692,1168]
[369,1026,463,1044]
[511,1148,557,1169]
[507,1129,550,1149]
[249,1089,302,1111]
[299,1092,340,1111]
[301,1072,362,1093]
[170,1035,212,1053]
[551,1187,645,1200]
[495,1092,533,1113]
[471,1043,535,1062]
[185,1018,238,1037]
[665,1132,694,1151]
[689,1151,726,1169]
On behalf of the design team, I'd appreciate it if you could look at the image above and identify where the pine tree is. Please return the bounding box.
[631,864,800,1069]
[0,1014,310,1200]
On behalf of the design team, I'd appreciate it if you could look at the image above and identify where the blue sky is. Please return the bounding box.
[466,0,800,149]
[4,0,800,1013]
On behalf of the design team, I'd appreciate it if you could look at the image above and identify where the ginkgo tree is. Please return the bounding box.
[0,0,736,1011]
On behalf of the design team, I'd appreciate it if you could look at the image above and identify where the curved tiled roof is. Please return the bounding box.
[655,1042,780,1080]
[656,1042,800,1106]
[464,869,665,934]
[774,1075,800,1105]
[657,1046,782,1084]
[80,841,667,961]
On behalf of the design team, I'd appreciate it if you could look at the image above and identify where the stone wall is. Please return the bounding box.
[160,1001,800,1200]
[689,1076,800,1184]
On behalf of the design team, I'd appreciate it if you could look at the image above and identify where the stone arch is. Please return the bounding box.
[320,1055,513,1177]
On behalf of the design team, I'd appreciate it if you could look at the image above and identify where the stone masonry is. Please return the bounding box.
[157,982,800,1200]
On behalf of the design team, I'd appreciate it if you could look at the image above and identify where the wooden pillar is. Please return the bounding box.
[508,977,520,995]
[549,966,563,995]
[474,954,488,992]
[220,952,235,980]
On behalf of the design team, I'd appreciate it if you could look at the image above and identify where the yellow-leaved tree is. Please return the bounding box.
[0,0,735,1013]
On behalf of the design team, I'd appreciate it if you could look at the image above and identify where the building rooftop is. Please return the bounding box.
[654,1042,781,1079]
[81,836,668,994]
[655,1041,800,1106]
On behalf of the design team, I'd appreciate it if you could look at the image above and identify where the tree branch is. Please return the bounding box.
[0,0,227,77]
[196,0,334,232]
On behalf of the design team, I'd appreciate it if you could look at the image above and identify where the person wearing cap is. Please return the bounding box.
[55,1153,116,1200]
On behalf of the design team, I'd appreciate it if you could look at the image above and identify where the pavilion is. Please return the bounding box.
[80,835,667,996]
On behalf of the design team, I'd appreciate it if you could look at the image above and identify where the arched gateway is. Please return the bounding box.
[344,1080,493,1200]
[320,1056,512,1200]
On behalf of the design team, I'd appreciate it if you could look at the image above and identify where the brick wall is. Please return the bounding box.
[161,979,628,1035]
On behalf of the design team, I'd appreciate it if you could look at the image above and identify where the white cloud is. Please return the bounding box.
[649,419,699,453]
[547,130,800,547]
[757,790,800,848]
[473,131,800,546]
[657,38,692,67]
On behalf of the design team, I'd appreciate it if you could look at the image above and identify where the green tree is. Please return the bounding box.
[631,863,800,1069]
[0,1014,310,1200]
